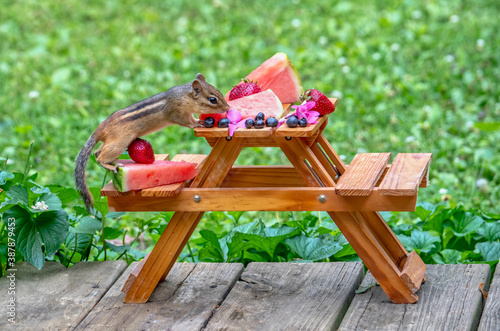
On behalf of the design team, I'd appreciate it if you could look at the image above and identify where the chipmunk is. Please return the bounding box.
[75,73,229,212]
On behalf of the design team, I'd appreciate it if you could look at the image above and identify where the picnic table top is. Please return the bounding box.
[1,261,497,331]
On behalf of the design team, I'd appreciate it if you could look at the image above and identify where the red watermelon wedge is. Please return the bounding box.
[111,160,197,192]
[227,90,283,119]
[231,53,303,104]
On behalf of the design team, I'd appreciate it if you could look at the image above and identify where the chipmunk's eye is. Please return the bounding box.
[209,97,218,104]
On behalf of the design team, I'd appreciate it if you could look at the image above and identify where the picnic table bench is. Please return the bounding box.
[101,98,433,305]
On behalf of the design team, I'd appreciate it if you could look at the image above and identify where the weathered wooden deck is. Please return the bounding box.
[0,261,497,330]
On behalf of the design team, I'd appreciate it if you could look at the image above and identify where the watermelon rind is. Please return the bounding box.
[111,166,127,191]
[243,53,303,104]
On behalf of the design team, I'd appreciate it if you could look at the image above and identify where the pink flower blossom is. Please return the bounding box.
[227,108,248,136]
[278,101,319,127]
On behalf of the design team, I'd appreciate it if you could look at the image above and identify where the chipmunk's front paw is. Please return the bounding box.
[195,120,204,128]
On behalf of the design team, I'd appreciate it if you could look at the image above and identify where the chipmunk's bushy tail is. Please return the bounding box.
[75,133,98,213]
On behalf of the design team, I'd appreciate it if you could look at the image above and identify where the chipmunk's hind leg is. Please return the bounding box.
[96,140,132,172]
[94,144,104,159]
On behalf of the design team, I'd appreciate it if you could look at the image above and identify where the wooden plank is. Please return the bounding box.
[275,112,329,137]
[400,250,427,293]
[339,264,491,331]
[195,126,275,138]
[221,165,307,187]
[336,153,391,196]
[205,262,363,331]
[76,262,243,331]
[106,187,418,212]
[378,153,432,196]
[479,264,499,330]
[0,261,127,330]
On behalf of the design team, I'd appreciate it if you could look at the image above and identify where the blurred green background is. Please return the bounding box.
[1,0,499,212]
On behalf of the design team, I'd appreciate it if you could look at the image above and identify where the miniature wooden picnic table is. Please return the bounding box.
[101,98,432,304]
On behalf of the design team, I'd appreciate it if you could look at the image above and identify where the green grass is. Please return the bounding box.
[1,0,499,212]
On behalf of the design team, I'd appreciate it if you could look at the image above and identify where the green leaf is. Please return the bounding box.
[397,230,440,254]
[432,249,462,264]
[65,232,93,255]
[31,192,62,212]
[355,282,378,294]
[478,222,500,241]
[199,229,226,262]
[103,227,122,240]
[6,185,29,206]
[46,185,80,205]
[285,235,342,261]
[5,206,45,269]
[33,210,69,258]
[0,171,15,186]
[474,122,500,131]
[475,242,500,262]
[451,211,484,237]
[71,216,102,235]
[105,241,129,254]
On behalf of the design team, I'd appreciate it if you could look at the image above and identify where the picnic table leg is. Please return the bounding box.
[122,137,244,303]
[275,135,425,303]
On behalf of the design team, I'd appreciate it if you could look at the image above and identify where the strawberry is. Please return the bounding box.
[228,81,262,101]
[199,112,227,123]
[304,89,336,115]
[128,138,155,164]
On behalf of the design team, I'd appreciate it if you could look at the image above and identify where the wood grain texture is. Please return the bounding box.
[221,165,307,187]
[378,153,432,196]
[336,153,391,196]
[205,262,363,331]
[479,264,499,330]
[76,262,243,331]
[106,187,418,212]
[275,113,329,137]
[339,264,491,331]
[0,261,127,330]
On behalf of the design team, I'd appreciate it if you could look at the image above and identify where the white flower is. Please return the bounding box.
[412,10,422,19]
[318,36,328,46]
[357,147,367,154]
[339,155,346,160]
[476,39,485,50]
[331,90,343,99]
[29,91,39,99]
[32,201,49,211]
[341,65,350,74]
[390,43,400,52]
[372,52,381,61]
[465,120,474,129]
[445,54,455,63]
[338,57,347,65]
[405,136,416,143]
[423,105,432,113]
[476,178,488,189]
[291,18,301,28]
[450,15,460,23]
[439,188,448,194]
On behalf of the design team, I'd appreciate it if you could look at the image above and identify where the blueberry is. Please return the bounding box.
[298,117,308,127]
[266,117,278,127]
[254,119,265,129]
[203,117,215,128]
[218,118,230,128]
[245,118,255,129]
[255,112,265,121]
[286,115,299,128]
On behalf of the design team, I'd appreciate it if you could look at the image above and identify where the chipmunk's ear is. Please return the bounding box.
[195,73,206,82]
[191,79,203,98]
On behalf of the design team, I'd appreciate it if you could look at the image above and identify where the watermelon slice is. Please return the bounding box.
[233,53,303,104]
[227,90,283,119]
[111,160,197,192]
